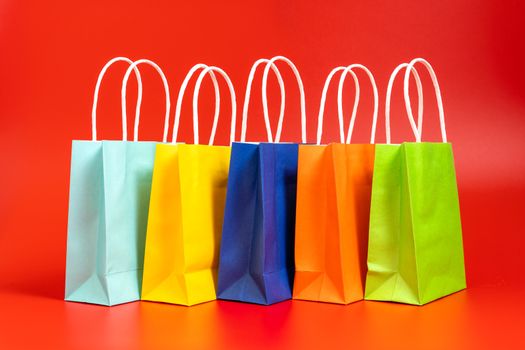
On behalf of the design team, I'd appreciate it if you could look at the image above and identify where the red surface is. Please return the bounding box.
[1,1,524,348]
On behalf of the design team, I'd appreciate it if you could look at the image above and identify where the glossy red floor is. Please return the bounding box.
[0,286,523,349]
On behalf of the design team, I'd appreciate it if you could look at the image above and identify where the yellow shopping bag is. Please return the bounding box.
[141,64,236,306]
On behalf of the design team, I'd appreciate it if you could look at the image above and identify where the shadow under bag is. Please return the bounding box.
[364,58,466,305]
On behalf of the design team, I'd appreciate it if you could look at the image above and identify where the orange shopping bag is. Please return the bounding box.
[293,64,378,304]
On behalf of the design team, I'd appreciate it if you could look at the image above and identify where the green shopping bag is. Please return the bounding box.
[364,58,466,305]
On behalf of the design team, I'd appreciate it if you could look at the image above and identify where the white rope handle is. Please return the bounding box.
[121,59,171,142]
[404,58,447,143]
[261,56,307,143]
[385,63,424,144]
[341,64,379,144]
[240,59,286,142]
[316,66,360,145]
[91,57,143,141]
[338,68,360,144]
[172,64,221,143]
[192,66,237,145]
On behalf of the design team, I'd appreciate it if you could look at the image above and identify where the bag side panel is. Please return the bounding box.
[141,144,187,304]
[217,143,267,304]
[260,143,298,304]
[335,144,375,303]
[365,144,420,304]
[65,140,109,305]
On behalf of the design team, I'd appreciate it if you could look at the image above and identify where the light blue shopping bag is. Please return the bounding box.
[65,57,171,306]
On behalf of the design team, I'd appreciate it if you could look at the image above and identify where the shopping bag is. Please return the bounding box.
[364,58,466,305]
[217,56,306,305]
[141,65,236,306]
[293,64,378,304]
[65,58,171,306]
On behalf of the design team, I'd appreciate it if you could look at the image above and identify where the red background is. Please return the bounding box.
[1,0,524,348]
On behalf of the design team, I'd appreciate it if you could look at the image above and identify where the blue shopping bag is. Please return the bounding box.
[65,58,171,306]
[217,56,306,305]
